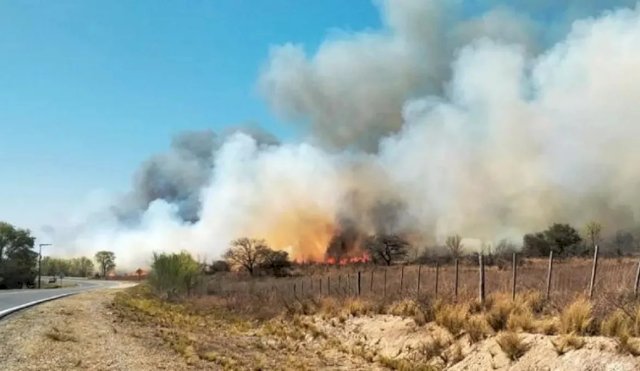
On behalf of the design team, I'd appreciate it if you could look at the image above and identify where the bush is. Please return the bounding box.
[551,333,585,355]
[208,260,230,274]
[559,297,593,335]
[496,332,528,361]
[601,310,630,337]
[435,303,469,336]
[148,251,203,300]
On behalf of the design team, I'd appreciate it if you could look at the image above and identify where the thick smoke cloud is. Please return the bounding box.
[113,127,278,224]
[259,0,635,150]
[54,1,640,269]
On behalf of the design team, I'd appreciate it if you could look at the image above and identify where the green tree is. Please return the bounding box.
[523,224,583,257]
[72,257,95,277]
[94,251,116,278]
[258,249,291,277]
[544,223,583,255]
[149,251,202,299]
[224,238,269,276]
[585,221,602,249]
[0,222,37,289]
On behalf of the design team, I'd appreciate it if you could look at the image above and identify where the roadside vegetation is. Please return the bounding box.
[112,218,640,370]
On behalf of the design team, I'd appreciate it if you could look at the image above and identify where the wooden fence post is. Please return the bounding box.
[327,276,331,295]
[293,283,297,299]
[479,254,485,305]
[400,265,405,294]
[384,268,387,298]
[512,252,517,301]
[435,262,440,299]
[454,259,459,299]
[416,265,422,299]
[634,260,640,297]
[546,251,554,300]
[319,278,322,295]
[588,245,599,299]
[358,271,361,296]
[370,270,374,292]
[301,280,304,297]
[338,275,342,295]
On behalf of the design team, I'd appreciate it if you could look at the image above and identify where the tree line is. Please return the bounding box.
[0,220,118,289]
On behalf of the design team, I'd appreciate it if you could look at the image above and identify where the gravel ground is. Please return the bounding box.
[0,289,188,370]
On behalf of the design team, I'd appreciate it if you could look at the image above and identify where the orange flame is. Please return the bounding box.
[325,253,371,265]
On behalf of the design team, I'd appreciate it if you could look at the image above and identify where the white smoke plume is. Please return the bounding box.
[52,1,640,270]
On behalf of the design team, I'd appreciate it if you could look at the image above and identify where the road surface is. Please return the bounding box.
[0,278,123,318]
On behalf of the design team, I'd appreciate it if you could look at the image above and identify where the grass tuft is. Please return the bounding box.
[496,331,529,361]
[465,314,491,342]
[551,333,585,355]
[559,297,592,335]
[601,310,631,337]
[435,303,469,336]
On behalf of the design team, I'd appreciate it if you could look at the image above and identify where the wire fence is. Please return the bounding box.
[206,250,640,316]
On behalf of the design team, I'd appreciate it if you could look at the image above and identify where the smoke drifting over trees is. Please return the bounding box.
[52,0,640,269]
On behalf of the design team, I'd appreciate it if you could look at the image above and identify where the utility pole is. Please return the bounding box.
[38,243,52,289]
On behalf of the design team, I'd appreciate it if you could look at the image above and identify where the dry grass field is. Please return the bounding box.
[206,257,640,321]
[96,256,640,369]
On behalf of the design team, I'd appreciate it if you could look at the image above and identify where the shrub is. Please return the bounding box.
[486,295,514,331]
[465,314,491,342]
[551,333,585,355]
[507,308,536,333]
[535,318,559,335]
[616,334,640,356]
[148,251,203,300]
[387,299,421,317]
[496,332,528,361]
[519,291,545,314]
[418,333,449,362]
[435,304,468,336]
[601,310,630,337]
[559,298,593,335]
[343,298,373,317]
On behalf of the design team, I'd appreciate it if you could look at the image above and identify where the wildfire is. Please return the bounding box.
[325,253,371,265]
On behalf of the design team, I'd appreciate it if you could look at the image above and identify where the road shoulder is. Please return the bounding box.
[0,289,188,370]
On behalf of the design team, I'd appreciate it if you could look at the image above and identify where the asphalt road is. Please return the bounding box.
[0,278,122,317]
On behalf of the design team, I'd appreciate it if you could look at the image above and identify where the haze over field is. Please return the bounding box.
[49,0,640,269]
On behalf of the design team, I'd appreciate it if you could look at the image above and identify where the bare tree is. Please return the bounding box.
[365,234,409,266]
[224,238,269,276]
[445,234,464,259]
[585,221,602,248]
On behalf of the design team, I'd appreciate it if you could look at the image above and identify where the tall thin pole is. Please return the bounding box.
[357,271,361,296]
[454,259,459,299]
[370,270,374,293]
[416,265,422,299]
[479,254,485,305]
[545,251,554,300]
[435,263,440,299]
[511,252,517,301]
[634,260,640,297]
[400,265,405,294]
[384,268,387,298]
[589,245,599,299]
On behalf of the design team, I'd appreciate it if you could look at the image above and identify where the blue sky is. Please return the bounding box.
[0,0,381,232]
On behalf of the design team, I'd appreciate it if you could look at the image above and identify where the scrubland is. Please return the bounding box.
[108,257,640,370]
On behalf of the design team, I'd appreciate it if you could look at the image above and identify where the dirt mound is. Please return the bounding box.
[312,314,640,370]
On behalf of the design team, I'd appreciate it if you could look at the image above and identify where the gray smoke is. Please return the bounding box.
[53,0,640,269]
[113,127,278,224]
[260,0,636,151]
